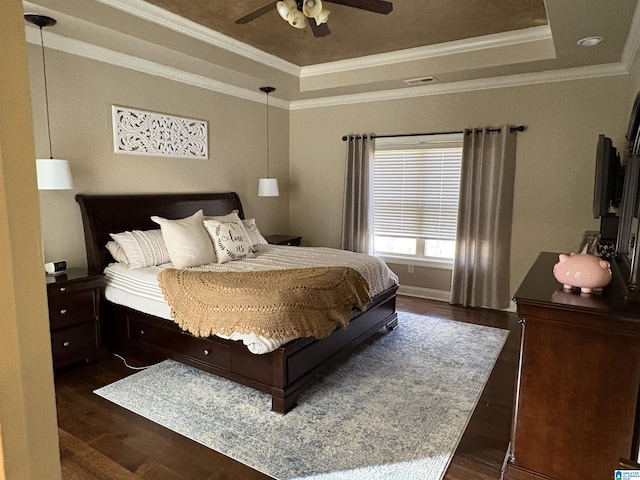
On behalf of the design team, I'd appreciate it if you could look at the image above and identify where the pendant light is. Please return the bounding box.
[258,86,279,197]
[24,14,73,190]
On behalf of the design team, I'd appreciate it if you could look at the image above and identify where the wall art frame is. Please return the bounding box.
[112,105,208,159]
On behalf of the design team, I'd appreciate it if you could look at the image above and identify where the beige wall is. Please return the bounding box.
[289,77,630,300]
[0,0,61,478]
[28,47,290,269]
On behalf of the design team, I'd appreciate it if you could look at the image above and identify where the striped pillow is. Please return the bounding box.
[109,229,171,268]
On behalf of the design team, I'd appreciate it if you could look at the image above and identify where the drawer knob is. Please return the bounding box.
[59,309,67,315]
[203,349,210,356]
[140,330,145,335]
[62,341,70,348]
[59,287,66,292]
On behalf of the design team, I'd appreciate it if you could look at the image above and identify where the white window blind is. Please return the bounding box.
[374,141,462,241]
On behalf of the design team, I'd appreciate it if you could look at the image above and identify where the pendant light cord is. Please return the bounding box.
[260,86,275,179]
[265,90,270,178]
[39,26,54,159]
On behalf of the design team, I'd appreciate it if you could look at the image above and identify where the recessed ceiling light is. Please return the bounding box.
[577,36,603,47]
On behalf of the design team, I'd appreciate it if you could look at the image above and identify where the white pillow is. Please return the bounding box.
[204,209,254,247]
[203,209,240,223]
[106,240,129,264]
[204,210,251,238]
[151,210,216,268]
[109,229,171,268]
[242,218,268,247]
[204,218,254,264]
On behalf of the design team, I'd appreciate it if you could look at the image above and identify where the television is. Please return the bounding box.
[592,134,624,241]
[593,134,622,219]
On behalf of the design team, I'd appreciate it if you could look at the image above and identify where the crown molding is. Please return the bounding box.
[289,63,629,110]
[93,0,301,76]
[24,25,629,112]
[24,27,291,109]
[300,25,553,77]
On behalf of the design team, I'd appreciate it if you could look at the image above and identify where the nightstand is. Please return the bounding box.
[45,268,103,368]
[264,234,302,246]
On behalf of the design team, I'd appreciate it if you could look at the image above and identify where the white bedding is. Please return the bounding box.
[104,244,399,354]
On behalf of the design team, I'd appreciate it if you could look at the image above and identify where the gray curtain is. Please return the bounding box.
[341,134,374,254]
[450,126,518,309]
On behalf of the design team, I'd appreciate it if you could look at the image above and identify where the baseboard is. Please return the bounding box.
[397,285,450,302]
[397,286,516,312]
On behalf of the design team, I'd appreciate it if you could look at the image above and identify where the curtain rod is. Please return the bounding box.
[341,125,526,141]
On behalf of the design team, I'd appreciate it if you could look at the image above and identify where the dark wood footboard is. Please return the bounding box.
[104,284,398,413]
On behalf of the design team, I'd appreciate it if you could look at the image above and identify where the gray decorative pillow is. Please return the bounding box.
[204,219,255,264]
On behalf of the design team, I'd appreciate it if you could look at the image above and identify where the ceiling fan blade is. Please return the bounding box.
[309,20,331,37]
[324,0,393,15]
[235,3,275,24]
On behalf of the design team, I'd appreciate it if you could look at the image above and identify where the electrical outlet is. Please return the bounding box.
[407,264,414,273]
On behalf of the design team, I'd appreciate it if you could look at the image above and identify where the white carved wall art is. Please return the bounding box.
[112,106,208,159]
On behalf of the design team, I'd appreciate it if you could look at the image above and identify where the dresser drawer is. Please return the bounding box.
[48,290,97,330]
[51,322,99,368]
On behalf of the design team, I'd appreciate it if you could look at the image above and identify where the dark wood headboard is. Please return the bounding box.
[76,192,244,274]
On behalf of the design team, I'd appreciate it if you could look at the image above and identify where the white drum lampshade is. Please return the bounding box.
[258,178,280,197]
[36,159,73,190]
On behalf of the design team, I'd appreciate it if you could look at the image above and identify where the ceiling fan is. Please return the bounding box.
[235,0,393,38]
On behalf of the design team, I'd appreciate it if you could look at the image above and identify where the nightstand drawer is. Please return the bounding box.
[47,277,101,296]
[48,290,97,330]
[50,322,99,368]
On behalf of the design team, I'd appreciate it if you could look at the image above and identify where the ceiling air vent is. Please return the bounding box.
[404,76,437,86]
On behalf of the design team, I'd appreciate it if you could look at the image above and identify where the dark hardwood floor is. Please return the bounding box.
[54,295,519,479]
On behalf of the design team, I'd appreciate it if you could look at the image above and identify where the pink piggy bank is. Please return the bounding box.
[552,253,612,294]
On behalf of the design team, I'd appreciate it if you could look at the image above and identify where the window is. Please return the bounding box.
[373,134,463,267]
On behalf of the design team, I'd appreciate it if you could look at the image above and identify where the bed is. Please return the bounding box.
[76,192,399,413]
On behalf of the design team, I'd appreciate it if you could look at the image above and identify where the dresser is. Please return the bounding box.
[46,268,103,368]
[503,252,640,480]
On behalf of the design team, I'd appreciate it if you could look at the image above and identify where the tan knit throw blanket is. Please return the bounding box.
[157,267,371,340]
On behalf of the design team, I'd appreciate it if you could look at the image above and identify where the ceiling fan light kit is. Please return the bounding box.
[303,0,330,25]
[276,0,331,28]
[237,0,392,38]
[290,9,307,29]
[277,0,294,20]
[314,8,331,26]
[277,0,331,28]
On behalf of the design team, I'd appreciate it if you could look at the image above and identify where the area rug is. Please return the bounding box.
[94,311,508,480]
